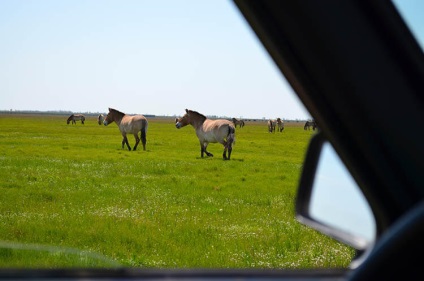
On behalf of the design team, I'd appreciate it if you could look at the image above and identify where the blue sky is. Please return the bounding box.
[392,0,424,50]
[0,0,309,119]
[0,1,422,119]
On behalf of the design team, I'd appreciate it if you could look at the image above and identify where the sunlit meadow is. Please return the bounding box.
[0,114,354,268]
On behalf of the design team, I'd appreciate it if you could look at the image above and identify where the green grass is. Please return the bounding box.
[0,114,354,268]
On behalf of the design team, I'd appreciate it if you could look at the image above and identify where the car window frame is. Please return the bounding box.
[234,0,424,238]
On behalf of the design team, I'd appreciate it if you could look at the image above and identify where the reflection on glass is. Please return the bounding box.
[310,142,376,247]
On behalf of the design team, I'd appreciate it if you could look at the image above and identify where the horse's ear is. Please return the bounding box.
[185,109,189,113]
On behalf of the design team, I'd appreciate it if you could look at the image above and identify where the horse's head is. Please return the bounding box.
[104,108,125,126]
[176,109,206,129]
[66,115,73,124]
[175,115,188,129]
[103,110,113,126]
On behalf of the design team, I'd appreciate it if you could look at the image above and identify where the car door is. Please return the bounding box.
[234,0,424,280]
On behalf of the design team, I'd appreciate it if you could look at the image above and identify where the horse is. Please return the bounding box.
[97,114,104,125]
[232,118,245,128]
[175,109,236,160]
[267,119,277,132]
[276,118,284,132]
[67,114,85,125]
[103,108,148,151]
[304,120,317,130]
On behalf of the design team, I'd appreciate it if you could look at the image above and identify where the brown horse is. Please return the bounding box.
[103,108,148,151]
[67,114,85,125]
[232,118,245,128]
[276,118,284,132]
[175,109,236,160]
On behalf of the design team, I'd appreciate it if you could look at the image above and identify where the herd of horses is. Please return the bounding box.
[267,118,284,133]
[66,111,317,160]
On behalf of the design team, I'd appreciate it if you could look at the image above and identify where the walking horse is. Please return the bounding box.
[175,109,236,160]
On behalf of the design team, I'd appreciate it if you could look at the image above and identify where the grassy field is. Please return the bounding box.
[0,113,354,268]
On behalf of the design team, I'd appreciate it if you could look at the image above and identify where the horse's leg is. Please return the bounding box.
[224,127,235,160]
[132,133,140,151]
[222,140,228,160]
[121,137,126,149]
[199,141,205,157]
[204,142,213,157]
[199,141,212,157]
[221,138,234,160]
[227,142,233,160]
[122,135,131,151]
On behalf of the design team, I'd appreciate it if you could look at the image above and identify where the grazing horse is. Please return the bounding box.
[232,118,245,128]
[267,119,277,132]
[304,120,317,130]
[97,114,104,125]
[67,114,85,125]
[276,118,284,132]
[175,109,236,160]
[103,108,148,151]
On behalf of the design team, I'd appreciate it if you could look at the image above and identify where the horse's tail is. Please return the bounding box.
[227,125,236,146]
[140,119,148,150]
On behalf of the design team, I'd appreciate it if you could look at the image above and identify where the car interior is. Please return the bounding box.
[234,0,424,279]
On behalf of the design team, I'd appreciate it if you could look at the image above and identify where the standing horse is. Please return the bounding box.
[98,114,104,125]
[304,120,317,130]
[67,114,85,125]
[232,118,245,128]
[103,108,148,151]
[276,118,284,132]
[267,119,276,132]
[175,109,236,160]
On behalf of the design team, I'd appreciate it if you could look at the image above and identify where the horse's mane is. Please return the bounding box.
[109,108,126,117]
[187,109,207,121]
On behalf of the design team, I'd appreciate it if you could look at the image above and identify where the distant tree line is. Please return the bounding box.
[1,110,309,121]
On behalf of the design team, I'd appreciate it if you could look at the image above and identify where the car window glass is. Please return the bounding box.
[310,142,376,249]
